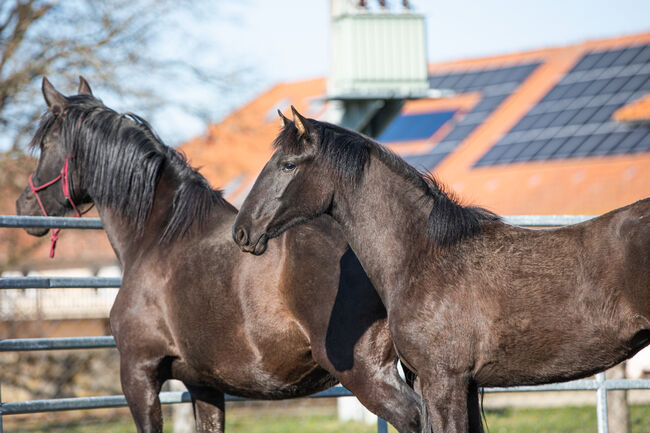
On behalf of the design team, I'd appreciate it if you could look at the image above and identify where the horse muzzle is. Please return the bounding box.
[233,226,269,256]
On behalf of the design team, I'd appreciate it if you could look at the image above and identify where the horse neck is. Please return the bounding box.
[88,161,169,263]
[92,162,229,265]
[331,155,432,308]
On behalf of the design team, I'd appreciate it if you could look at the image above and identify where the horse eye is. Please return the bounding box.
[282,162,296,172]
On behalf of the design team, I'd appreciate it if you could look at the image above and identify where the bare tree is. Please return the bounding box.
[0,0,248,151]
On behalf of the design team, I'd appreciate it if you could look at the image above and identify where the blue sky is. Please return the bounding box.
[216,0,649,84]
[146,0,649,145]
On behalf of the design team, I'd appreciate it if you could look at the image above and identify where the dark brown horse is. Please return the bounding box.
[15,80,427,433]
[233,107,650,433]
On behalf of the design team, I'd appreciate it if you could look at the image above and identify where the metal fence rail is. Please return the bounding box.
[1,214,648,433]
[1,386,355,415]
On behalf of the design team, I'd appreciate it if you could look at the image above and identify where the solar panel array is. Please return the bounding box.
[403,62,540,170]
[377,110,455,143]
[475,43,650,166]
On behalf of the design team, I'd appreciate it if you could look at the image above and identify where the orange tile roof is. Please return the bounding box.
[182,31,650,215]
[614,93,650,123]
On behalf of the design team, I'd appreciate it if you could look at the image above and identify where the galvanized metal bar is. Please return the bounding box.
[596,372,609,433]
[503,215,595,226]
[307,386,353,398]
[0,387,354,415]
[0,215,598,230]
[0,277,121,289]
[483,379,599,392]
[600,378,650,390]
[0,215,102,229]
[0,337,116,351]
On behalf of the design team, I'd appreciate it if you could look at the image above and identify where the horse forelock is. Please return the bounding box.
[44,97,229,242]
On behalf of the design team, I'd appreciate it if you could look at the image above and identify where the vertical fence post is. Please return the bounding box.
[1,380,4,433]
[377,417,388,433]
[596,372,609,433]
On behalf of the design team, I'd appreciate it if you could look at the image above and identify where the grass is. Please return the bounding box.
[483,405,650,433]
[5,405,650,433]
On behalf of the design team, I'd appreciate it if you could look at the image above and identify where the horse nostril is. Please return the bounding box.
[235,227,248,245]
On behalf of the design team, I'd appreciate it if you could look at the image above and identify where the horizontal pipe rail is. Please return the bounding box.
[0,337,115,351]
[0,215,597,230]
[0,387,355,415]
[4,379,650,416]
[0,277,121,289]
[0,216,102,229]
[502,215,594,226]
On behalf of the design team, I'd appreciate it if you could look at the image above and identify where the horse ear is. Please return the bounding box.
[78,76,93,96]
[277,109,291,127]
[290,105,313,137]
[42,77,66,115]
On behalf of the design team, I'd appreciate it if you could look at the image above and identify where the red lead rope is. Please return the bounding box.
[28,156,92,258]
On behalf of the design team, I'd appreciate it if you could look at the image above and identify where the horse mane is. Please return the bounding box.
[31,95,233,242]
[274,120,499,247]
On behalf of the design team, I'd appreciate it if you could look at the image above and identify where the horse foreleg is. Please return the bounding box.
[334,361,428,433]
[186,385,225,433]
[120,357,164,433]
[420,373,470,433]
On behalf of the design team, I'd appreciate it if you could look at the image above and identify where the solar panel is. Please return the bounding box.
[439,74,463,88]
[473,44,650,167]
[632,133,650,152]
[552,136,587,159]
[378,111,456,143]
[497,142,528,164]
[562,81,593,99]
[590,105,618,123]
[456,72,480,90]
[591,132,630,156]
[542,83,573,101]
[412,62,543,169]
[569,106,601,125]
[613,128,648,154]
[474,144,510,166]
[599,76,630,94]
[473,95,507,112]
[571,134,608,158]
[592,48,627,69]
[620,74,650,92]
[513,140,547,162]
[403,153,446,170]
[582,78,613,97]
[428,75,447,88]
[632,45,650,65]
[572,52,604,72]
[510,115,539,132]
[530,137,568,161]
[612,46,645,67]
[443,124,476,141]
[548,109,581,128]
[531,112,561,129]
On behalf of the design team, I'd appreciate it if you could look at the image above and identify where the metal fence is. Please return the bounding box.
[1,214,649,433]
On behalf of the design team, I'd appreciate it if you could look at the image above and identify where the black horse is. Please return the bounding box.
[16,79,426,433]
[234,107,650,433]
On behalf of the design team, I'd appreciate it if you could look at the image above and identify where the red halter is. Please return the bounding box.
[28,156,92,258]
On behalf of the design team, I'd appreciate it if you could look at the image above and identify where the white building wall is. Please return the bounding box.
[1,265,120,320]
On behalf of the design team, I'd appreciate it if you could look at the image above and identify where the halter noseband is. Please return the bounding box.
[28,156,92,258]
